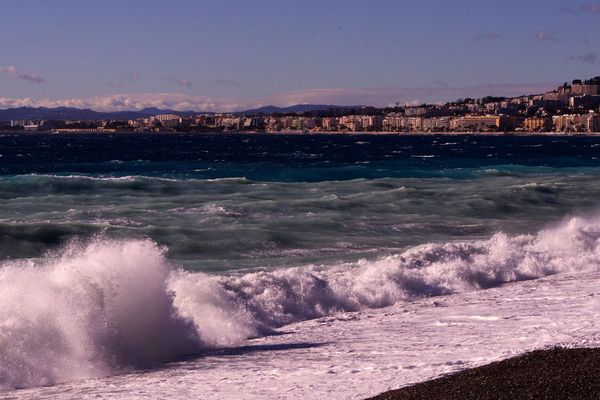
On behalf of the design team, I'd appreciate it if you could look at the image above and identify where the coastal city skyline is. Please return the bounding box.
[5,75,600,133]
[1,0,600,112]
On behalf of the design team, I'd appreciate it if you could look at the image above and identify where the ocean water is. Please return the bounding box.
[3,133,600,398]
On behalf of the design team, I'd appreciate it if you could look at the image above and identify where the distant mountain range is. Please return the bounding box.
[0,104,367,121]
[0,107,198,122]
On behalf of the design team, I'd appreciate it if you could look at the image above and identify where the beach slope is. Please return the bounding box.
[368,347,600,400]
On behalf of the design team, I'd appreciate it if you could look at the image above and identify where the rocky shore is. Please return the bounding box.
[368,347,600,400]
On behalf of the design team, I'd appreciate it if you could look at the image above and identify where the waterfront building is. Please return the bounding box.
[401,117,423,132]
[422,116,451,132]
[303,118,317,130]
[321,117,338,131]
[360,115,383,131]
[339,115,363,132]
[290,117,303,130]
[451,115,504,132]
[266,117,283,132]
[524,116,552,132]
[241,117,264,130]
[383,115,402,132]
[582,113,600,132]
[552,114,587,133]
[592,115,600,132]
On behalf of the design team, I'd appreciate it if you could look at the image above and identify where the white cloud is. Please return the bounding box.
[0,66,46,84]
[0,93,245,112]
[0,82,556,112]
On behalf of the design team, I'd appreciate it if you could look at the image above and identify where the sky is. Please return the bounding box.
[0,0,599,112]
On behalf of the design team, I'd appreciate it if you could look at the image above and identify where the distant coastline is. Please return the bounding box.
[3,130,600,136]
[2,76,600,135]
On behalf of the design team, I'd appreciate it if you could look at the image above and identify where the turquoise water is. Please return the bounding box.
[2,133,600,270]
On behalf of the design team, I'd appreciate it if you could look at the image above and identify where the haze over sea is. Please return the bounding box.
[4,132,600,399]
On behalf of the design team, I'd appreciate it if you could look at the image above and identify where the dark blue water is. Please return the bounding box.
[2,133,600,180]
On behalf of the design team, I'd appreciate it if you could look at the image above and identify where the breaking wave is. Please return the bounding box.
[3,215,600,389]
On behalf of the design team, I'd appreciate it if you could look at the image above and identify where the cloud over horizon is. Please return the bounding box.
[0,82,557,113]
[160,74,192,88]
[0,66,46,84]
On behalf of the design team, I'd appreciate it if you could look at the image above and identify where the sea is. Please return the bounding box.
[2,132,600,399]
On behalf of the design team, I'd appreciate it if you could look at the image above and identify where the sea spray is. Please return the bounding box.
[0,240,199,389]
[3,215,600,389]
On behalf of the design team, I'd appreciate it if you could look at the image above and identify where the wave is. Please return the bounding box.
[18,174,173,182]
[203,177,253,183]
[29,174,252,185]
[5,174,254,184]
[0,174,255,199]
[2,215,600,389]
[168,204,242,217]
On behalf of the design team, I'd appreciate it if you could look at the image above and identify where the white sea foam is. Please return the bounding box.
[204,177,252,183]
[168,204,241,217]
[2,214,600,389]
[22,174,142,182]
[15,174,246,184]
[0,240,199,390]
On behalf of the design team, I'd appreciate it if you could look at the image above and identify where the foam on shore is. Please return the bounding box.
[2,214,600,389]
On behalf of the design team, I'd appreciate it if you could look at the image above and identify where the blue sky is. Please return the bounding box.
[0,0,599,111]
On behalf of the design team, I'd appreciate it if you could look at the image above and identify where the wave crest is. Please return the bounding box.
[0,240,198,389]
[2,215,600,389]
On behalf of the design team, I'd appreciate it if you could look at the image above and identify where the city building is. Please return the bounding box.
[321,117,338,131]
[23,124,38,132]
[524,116,552,132]
[451,115,505,132]
[571,78,600,96]
[151,114,182,129]
[422,116,451,132]
[551,114,592,133]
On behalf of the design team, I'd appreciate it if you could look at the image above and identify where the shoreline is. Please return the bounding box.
[367,347,600,400]
[2,130,600,136]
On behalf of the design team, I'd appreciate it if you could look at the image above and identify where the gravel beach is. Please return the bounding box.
[368,348,600,400]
